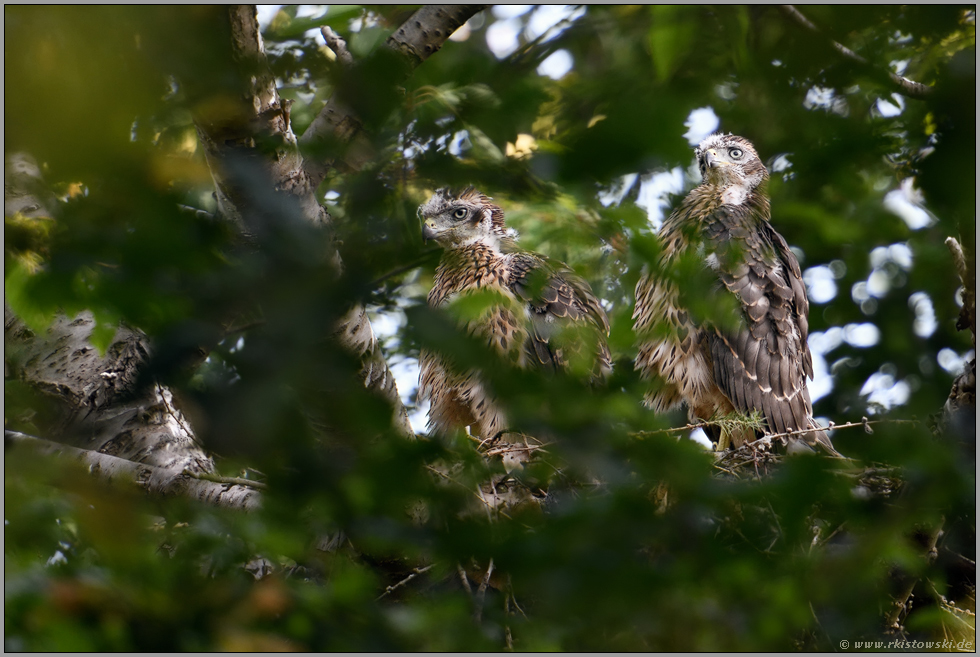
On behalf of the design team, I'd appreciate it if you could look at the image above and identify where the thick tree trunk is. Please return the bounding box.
[4,5,491,507]
[4,153,215,477]
[195,5,488,439]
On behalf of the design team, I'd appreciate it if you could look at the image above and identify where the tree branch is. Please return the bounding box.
[779,5,934,100]
[194,6,413,437]
[299,5,489,186]
[5,430,259,511]
[885,519,945,632]
[4,153,214,475]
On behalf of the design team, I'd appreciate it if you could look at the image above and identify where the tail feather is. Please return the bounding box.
[797,419,846,459]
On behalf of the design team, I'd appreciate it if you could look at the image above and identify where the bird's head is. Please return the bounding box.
[418,187,507,248]
[695,133,768,193]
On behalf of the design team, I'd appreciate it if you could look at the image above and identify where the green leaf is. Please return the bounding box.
[648,6,699,82]
[4,262,56,333]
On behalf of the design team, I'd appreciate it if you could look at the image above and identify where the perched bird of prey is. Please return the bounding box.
[418,187,611,441]
[633,133,840,455]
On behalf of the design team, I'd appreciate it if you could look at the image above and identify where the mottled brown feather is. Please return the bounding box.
[634,134,840,455]
[419,188,611,438]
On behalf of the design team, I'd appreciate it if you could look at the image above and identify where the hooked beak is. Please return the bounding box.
[421,219,440,242]
[704,148,727,169]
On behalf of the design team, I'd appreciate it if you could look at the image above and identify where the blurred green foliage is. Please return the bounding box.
[5,4,975,651]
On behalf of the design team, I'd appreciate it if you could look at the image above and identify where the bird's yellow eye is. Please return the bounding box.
[729,148,743,159]
[452,208,468,220]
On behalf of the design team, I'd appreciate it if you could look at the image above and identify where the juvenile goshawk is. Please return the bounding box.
[633,133,840,455]
[418,187,611,442]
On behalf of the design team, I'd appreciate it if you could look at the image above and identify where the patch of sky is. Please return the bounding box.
[938,348,975,376]
[689,428,712,450]
[803,265,837,304]
[369,305,430,434]
[449,130,472,157]
[804,86,849,116]
[884,178,934,229]
[636,169,686,230]
[876,93,905,118]
[860,366,911,412]
[526,5,586,42]
[486,18,522,58]
[538,49,574,80]
[907,292,937,338]
[257,5,282,30]
[683,107,720,146]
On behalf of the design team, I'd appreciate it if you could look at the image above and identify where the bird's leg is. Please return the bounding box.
[715,425,732,452]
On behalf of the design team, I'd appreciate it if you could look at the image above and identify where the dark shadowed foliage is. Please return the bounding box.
[5,5,975,651]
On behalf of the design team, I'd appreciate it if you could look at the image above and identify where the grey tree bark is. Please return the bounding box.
[4,6,491,508]
[4,154,214,476]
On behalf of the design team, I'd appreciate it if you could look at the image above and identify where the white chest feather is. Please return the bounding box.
[721,184,750,205]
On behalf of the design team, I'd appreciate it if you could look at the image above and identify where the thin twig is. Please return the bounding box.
[184,470,268,491]
[368,249,441,289]
[457,562,474,596]
[779,5,934,99]
[633,417,917,444]
[885,518,946,631]
[474,558,494,623]
[376,564,434,600]
[425,464,511,518]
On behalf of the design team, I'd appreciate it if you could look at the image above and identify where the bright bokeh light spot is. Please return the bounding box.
[870,243,913,270]
[844,323,880,348]
[537,49,573,79]
[804,86,848,115]
[884,178,934,229]
[938,348,974,375]
[908,292,938,338]
[636,168,686,230]
[770,154,792,172]
[809,327,844,356]
[598,173,639,208]
[876,93,905,117]
[689,428,712,449]
[492,5,533,19]
[527,5,585,41]
[867,268,892,298]
[486,18,522,58]
[683,107,720,146]
[803,266,838,304]
[809,351,832,402]
[860,370,911,412]
[256,5,282,30]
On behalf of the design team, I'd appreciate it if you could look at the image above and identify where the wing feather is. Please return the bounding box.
[704,203,820,437]
[507,251,611,376]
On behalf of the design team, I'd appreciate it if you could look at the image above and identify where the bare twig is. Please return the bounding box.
[946,236,975,341]
[425,464,510,517]
[367,248,441,289]
[185,471,268,491]
[633,417,917,445]
[300,5,489,185]
[885,519,946,632]
[779,5,934,99]
[457,562,474,596]
[320,26,353,65]
[474,558,495,623]
[376,564,434,600]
